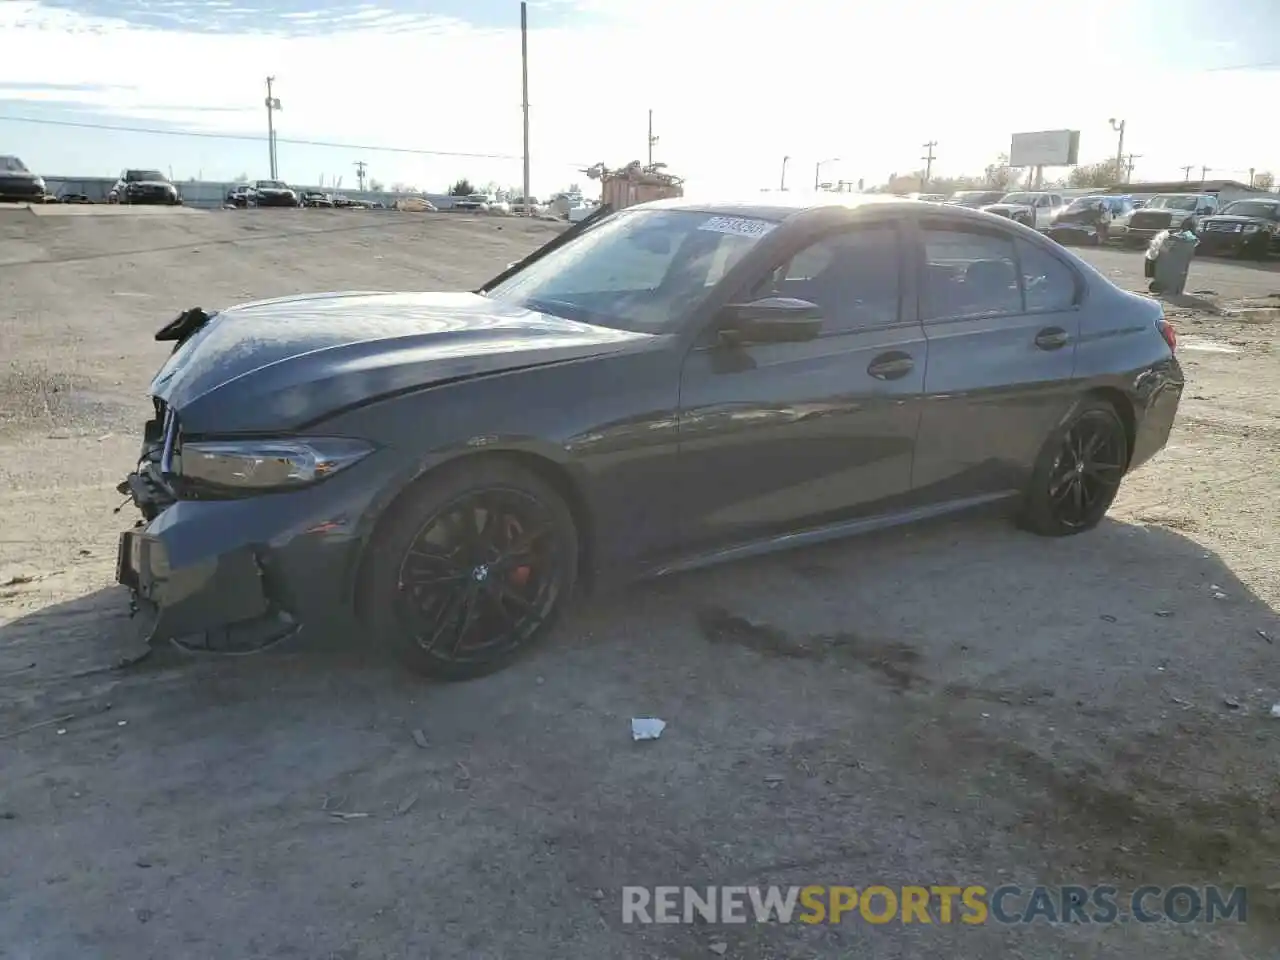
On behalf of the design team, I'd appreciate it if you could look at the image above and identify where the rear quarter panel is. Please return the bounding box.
[1071,274,1183,468]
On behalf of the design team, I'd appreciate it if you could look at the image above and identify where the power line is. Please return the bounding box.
[0,112,591,165]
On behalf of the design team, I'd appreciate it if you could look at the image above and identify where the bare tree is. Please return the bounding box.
[1254,170,1275,190]
[1068,160,1123,188]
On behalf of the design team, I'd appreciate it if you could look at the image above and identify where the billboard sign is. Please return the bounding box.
[1009,130,1081,167]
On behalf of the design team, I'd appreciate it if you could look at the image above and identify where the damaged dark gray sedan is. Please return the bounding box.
[117,195,1184,679]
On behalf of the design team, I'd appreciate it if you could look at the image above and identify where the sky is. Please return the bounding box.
[0,0,1278,198]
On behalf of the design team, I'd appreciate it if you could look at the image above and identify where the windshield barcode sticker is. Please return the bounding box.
[698,216,776,239]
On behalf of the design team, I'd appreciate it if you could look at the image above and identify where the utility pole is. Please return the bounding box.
[354,160,367,191]
[780,155,790,191]
[1124,153,1141,182]
[1108,118,1125,181]
[265,77,281,179]
[1181,164,1194,182]
[1249,167,1255,187]
[920,141,937,191]
[519,1,531,215]
[647,110,659,171]
[1200,165,1211,182]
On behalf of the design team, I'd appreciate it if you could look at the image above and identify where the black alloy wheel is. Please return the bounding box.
[361,459,578,680]
[1019,401,1129,536]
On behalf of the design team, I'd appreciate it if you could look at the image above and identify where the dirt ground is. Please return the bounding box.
[1,207,1278,960]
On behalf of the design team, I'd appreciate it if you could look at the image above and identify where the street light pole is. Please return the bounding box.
[1109,118,1125,182]
[814,157,839,191]
[780,155,790,191]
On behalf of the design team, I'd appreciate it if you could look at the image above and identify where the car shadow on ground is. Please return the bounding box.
[1,514,1277,956]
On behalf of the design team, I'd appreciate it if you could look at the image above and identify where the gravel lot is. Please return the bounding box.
[1,207,1278,959]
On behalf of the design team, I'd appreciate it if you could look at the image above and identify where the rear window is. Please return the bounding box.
[126,170,166,182]
[1,156,29,173]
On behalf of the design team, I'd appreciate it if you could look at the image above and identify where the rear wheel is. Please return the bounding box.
[1018,400,1129,537]
[359,459,578,680]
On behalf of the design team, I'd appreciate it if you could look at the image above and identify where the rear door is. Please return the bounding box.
[676,220,926,552]
[911,218,1083,500]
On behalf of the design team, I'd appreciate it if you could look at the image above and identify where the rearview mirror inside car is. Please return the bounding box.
[717,297,823,346]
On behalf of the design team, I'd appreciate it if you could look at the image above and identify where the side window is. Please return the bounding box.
[921,226,1021,321]
[761,225,901,334]
[1017,238,1078,312]
[1051,195,1063,207]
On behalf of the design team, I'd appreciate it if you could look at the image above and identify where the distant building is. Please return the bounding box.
[1099,180,1267,204]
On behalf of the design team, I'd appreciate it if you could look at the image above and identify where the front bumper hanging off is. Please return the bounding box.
[112,404,390,653]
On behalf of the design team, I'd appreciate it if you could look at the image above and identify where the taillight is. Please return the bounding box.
[1157,317,1177,351]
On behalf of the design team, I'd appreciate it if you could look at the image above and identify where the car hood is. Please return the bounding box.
[257,187,293,193]
[149,291,653,433]
[1054,207,1103,225]
[1200,214,1273,227]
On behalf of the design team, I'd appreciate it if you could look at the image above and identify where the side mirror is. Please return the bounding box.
[717,297,823,346]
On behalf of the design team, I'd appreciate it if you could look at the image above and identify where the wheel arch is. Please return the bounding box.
[349,448,597,621]
[1081,386,1136,467]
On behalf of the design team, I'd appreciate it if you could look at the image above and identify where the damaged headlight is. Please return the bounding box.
[178,437,375,494]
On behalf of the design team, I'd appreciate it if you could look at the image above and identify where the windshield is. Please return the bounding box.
[256,180,287,189]
[952,191,1001,203]
[1,155,29,173]
[126,170,166,182]
[1147,195,1199,211]
[1065,196,1106,212]
[1220,200,1280,220]
[485,208,777,333]
[999,193,1036,205]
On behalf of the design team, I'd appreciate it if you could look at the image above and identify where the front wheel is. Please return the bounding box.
[1017,400,1129,537]
[359,458,578,680]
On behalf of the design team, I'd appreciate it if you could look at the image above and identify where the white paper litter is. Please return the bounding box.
[631,718,666,741]
[1270,702,1280,719]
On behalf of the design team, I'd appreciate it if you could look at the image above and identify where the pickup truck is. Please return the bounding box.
[981,191,1066,231]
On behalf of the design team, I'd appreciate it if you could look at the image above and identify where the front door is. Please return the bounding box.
[676,221,927,554]
[910,218,1083,501]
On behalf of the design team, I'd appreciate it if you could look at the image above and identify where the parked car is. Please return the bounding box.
[0,155,48,203]
[452,193,492,211]
[302,191,335,208]
[905,192,947,202]
[57,191,93,204]
[109,169,182,205]
[1121,193,1217,246]
[250,180,301,207]
[226,183,253,208]
[1194,197,1280,259]
[947,190,1006,208]
[331,194,369,209]
[982,192,1066,231]
[1047,195,1134,246]
[115,196,1183,678]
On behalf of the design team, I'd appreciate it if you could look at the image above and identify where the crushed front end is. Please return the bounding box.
[114,307,389,654]
[115,397,298,652]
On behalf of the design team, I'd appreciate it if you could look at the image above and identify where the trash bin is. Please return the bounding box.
[1144,229,1198,296]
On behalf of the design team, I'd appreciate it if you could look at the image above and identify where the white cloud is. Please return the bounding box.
[0,0,1276,192]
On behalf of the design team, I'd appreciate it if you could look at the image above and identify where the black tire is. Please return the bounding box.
[358,458,578,680]
[1017,399,1129,537]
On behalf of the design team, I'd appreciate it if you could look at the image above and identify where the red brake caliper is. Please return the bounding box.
[503,516,532,587]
